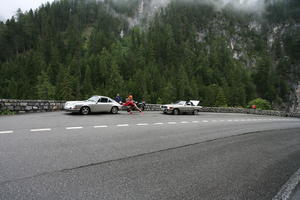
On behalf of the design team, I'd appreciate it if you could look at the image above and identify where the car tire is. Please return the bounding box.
[80,106,90,115]
[173,109,180,115]
[193,110,198,115]
[111,106,119,114]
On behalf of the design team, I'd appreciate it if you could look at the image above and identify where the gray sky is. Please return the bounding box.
[0,0,55,21]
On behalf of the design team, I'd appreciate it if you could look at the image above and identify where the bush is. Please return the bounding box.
[0,110,16,115]
[247,98,272,110]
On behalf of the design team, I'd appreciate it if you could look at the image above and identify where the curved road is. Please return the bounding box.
[0,111,300,199]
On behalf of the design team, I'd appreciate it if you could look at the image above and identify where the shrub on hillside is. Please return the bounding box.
[247,98,272,110]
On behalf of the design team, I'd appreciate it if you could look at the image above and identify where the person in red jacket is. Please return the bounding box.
[123,95,142,114]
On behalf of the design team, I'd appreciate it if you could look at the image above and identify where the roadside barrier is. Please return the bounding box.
[1,99,299,118]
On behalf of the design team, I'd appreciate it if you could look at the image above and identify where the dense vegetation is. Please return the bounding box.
[0,0,299,108]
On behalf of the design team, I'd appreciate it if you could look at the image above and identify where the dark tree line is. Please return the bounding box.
[0,0,299,108]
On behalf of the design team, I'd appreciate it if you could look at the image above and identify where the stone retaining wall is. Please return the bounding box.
[197,107,300,118]
[0,99,65,113]
[296,81,300,112]
[145,105,300,117]
[1,99,299,118]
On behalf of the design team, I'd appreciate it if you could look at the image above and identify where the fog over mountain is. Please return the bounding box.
[113,0,267,13]
[112,0,268,27]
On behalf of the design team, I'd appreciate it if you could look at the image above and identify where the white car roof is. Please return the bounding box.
[91,96,114,101]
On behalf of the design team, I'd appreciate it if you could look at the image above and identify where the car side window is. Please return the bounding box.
[99,98,108,103]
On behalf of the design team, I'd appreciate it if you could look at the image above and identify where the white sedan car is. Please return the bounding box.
[64,96,122,115]
[161,100,202,115]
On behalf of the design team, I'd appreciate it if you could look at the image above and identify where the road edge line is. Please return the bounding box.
[272,168,300,200]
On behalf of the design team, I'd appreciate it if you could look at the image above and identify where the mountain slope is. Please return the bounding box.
[0,0,299,109]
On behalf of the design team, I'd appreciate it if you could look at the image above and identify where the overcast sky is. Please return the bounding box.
[0,0,55,21]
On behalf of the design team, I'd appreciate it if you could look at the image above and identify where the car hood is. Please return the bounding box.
[161,104,182,107]
[65,101,94,106]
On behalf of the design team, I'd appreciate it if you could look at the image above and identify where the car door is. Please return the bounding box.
[185,102,194,113]
[96,97,111,112]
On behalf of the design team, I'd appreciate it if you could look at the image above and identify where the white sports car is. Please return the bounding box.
[64,96,122,115]
[160,100,202,115]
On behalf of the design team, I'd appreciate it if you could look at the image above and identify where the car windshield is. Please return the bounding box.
[87,96,99,102]
[174,101,186,105]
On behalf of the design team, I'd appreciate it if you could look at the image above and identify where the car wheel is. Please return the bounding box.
[80,106,90,115]
[111,106,119,114]
[173,109,180,115]
[193,110,198,115]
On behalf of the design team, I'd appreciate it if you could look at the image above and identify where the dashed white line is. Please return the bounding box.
[220,120,225,122]
[202,120,209,123]
[30,128,51,132]
[117,124,129,127]
[192,121,199,123]
[66,127,83,130]
[0,130,13,134]
[154,122,164,125]
[227,120,233,122]
[137,123,149,126]
[168,122,177,124]
[180,121,189,124]
[94,125,108,128]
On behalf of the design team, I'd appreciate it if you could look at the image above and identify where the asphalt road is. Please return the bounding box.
[0,111,300,200]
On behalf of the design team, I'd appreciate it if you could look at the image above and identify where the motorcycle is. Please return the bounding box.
[135,101,146,111]
[124,101,146,112]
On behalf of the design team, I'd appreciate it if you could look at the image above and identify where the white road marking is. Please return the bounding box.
[117,124,129,127]
[180,121,189,124]
[272,168,300,200]
[0,130,13,134]
[137,123,149,126]
[30,128,51,132]
[227,120,233,122]
[66,127,83,130]
[202,120,209,123]
[94,125,108,128]
[220,120,225,122]
[168,122,177,124]
[241,119,246,122]
[192,121,199,123]
[154,122,164,125]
